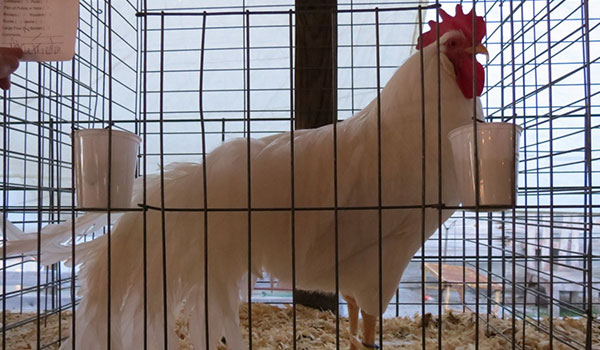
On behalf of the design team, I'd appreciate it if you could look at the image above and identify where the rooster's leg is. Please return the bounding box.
[343,295,360,350]
[360,310,378,349]
[343,295,359,338]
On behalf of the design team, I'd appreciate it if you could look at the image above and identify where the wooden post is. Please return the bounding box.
[293,0,339,313]
[295,0,337,129]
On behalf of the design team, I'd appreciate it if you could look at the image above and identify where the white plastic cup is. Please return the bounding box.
[448,122,523,211]
[72,129,141,209]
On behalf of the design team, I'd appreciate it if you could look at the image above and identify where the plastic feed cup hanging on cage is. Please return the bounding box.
[72,129,141,209]
[448,122,523,211]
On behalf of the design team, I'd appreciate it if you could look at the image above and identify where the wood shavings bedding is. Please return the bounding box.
[3,310,71,350]
[229,304,599,350]
[5,304,598,349]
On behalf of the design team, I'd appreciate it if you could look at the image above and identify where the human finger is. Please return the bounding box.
[0,77,11,90]
[0,47,24,58]
[0,54,20,79]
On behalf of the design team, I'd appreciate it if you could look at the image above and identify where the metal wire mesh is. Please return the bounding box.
[0,0,598,349]
[1,0,138,348]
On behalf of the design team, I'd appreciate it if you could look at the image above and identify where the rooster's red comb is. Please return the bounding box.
[416,5,486,50]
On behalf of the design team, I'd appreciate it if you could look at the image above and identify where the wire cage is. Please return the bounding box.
[1,0,598,349]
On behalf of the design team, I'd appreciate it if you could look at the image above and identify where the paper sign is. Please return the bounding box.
[0,0,78,62]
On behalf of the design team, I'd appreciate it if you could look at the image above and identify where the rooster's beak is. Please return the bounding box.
[466,44,489,60]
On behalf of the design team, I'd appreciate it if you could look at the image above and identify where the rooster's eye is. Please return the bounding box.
[449,40,457,47]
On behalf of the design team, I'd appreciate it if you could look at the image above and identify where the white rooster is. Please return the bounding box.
[3,5,488,350]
